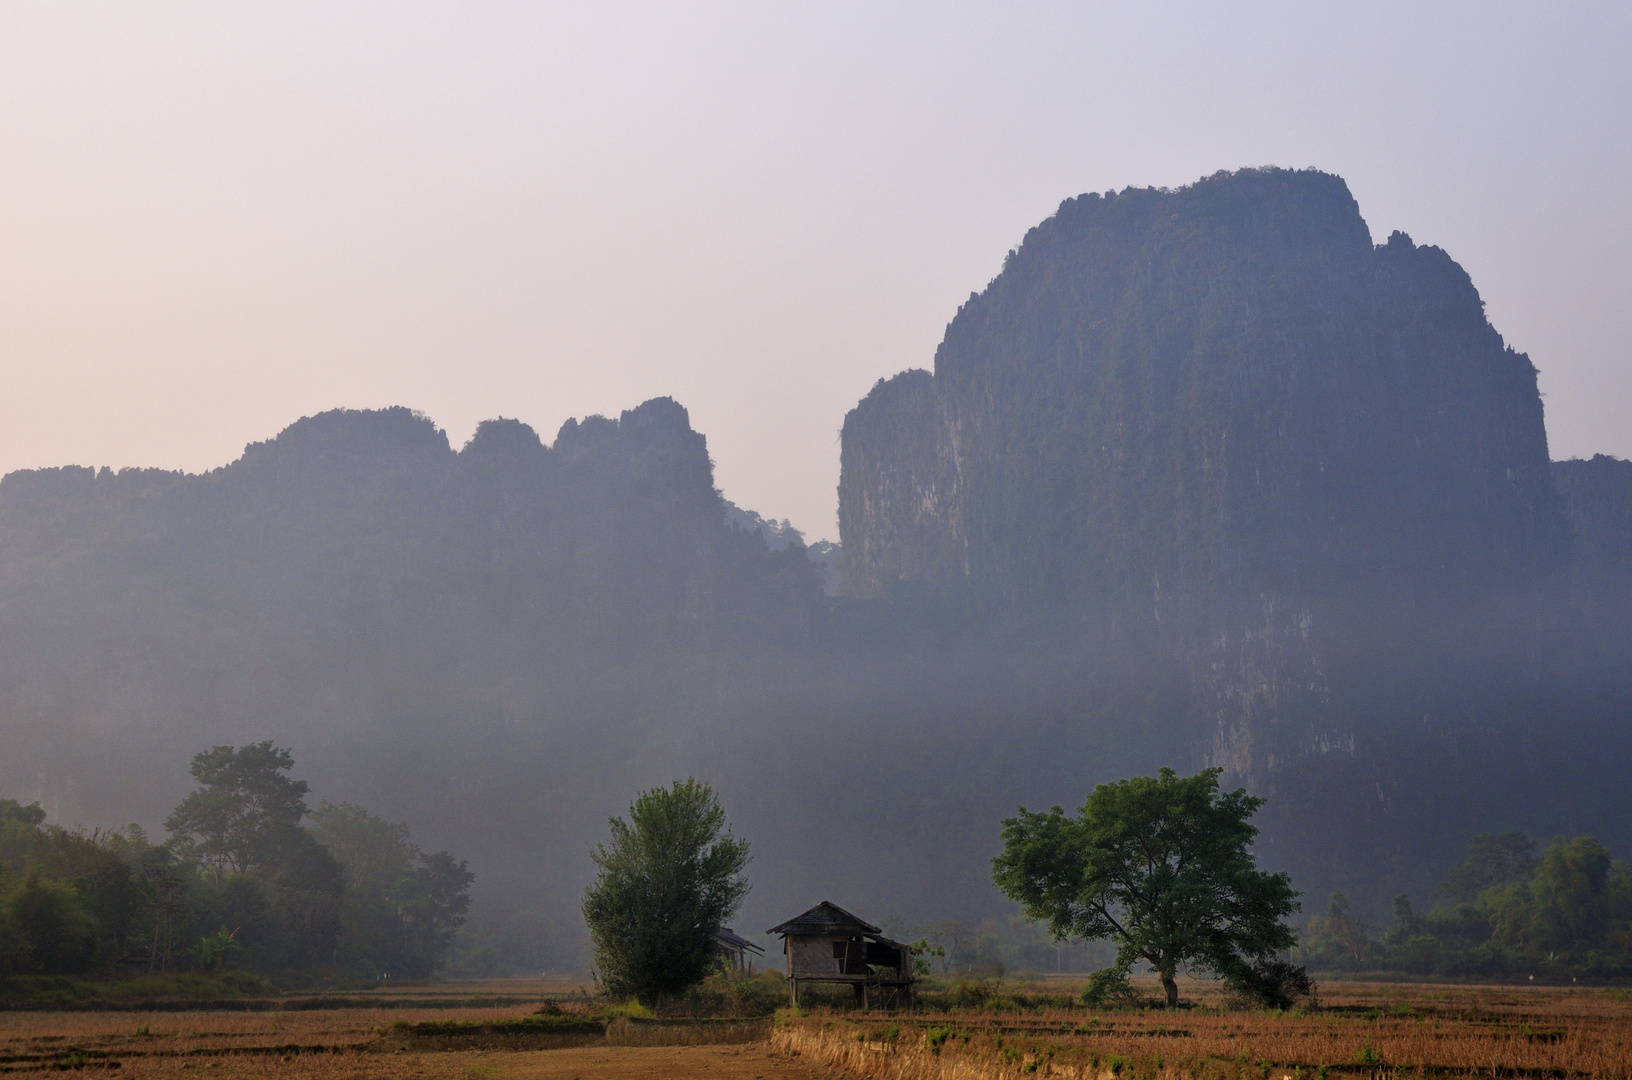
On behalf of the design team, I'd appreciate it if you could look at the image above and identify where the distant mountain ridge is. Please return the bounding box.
[0,398,831,969]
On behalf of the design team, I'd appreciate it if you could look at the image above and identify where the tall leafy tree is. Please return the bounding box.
[4,873,100,974]
[164,742,348,972]
[1435,831,1537,905]
[164,742,311,880]
[581,779,750,1004]
[992,767,1298,1007]
[1487,836,1626,956]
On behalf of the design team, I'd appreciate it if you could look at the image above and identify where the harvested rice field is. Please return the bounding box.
[779,980,1632,1080]
[0,1004,838,1079]
[0,980,1627,1079]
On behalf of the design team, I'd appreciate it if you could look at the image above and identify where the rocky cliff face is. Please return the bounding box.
[1553,455,1632,584]
[836,369,966,597]
[836,167,1616,869]
[840,168,1567,613]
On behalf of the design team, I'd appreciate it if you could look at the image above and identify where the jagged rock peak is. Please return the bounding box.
[840,166,1566,607]
[234,406,453,473]
[462,417,548,465]
[553,396,719,511]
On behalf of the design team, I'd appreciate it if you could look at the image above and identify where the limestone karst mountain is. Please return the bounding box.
[836,167,1631,911]
[840,168,1566,607]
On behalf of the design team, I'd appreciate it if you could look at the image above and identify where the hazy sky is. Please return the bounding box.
[2,4,1628,538]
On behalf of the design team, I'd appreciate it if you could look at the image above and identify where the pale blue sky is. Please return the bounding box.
[1,2,1627,538]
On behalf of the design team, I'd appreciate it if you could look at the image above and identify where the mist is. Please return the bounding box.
[1,170,1629,978]
[2,6,1631,978]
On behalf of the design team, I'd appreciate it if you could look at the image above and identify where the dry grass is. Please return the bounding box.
[2,979,1627,1079]
[0,996,805,1078]
[776,979,1632,1080]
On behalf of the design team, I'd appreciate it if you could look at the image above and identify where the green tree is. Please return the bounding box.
[1486,836,1626,957]
[1435,831,1536,905]
[162,743,351,972]
[0,800,47,874]
[4,872,100,974]
[164,743,311,881]
[194,926,242,972]
[581,779,751,1005]
[992,767,1298,1007]
[308,801,473,978]
[1383,894,1424,946]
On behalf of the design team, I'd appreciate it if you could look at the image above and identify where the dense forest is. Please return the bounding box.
[0,743,470,982]
[1301,832,1632,980]
[1,168,1628,976]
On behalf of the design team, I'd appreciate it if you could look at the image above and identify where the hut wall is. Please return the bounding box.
[788,936,842,976]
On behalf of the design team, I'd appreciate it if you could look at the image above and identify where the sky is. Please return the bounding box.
[1,3,1628,540]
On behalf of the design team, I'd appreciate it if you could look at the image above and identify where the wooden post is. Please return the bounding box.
[790,978,798,1006]
[862,983,869,1011]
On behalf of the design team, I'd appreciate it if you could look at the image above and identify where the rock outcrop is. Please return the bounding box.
[1553,454,1632,584]
[839,168,1568,612]
[835,169,1632,904]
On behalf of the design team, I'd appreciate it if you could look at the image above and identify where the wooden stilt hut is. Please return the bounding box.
[714,927,765,973]
[767,901,915,1008]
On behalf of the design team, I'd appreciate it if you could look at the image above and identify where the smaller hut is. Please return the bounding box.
[767,901,915,1006]
[714,927,765,973]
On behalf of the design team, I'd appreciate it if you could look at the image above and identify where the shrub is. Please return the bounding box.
[1081,967,1138,1007]
[595,998,656,1020]
[1224,959,1316,1010]
[663,969,786,1017]
[951,977,999,1007]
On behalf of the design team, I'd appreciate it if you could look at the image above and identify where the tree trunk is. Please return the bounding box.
[1161,973,1178,1007]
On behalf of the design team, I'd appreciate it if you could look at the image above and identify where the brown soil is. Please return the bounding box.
[0,1043,838,1079]
[0,1007,841,1079]
[5,980,1629,1078]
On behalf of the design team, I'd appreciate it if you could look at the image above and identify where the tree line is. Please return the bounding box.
[583,768,1632,1015]
[0,742,471,982]
[584,769,1309,1010]
[1302,831,1632,980]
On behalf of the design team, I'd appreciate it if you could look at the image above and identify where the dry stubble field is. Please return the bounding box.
[1,979,1628,1079]
[0,980,839,1080]
[778,980,1632,1080]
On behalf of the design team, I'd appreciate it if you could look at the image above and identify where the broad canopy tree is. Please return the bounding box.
[992,767,1298,1007]
[164,742,313,880]
[160,742,471,977]
[582,779,750,1005]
